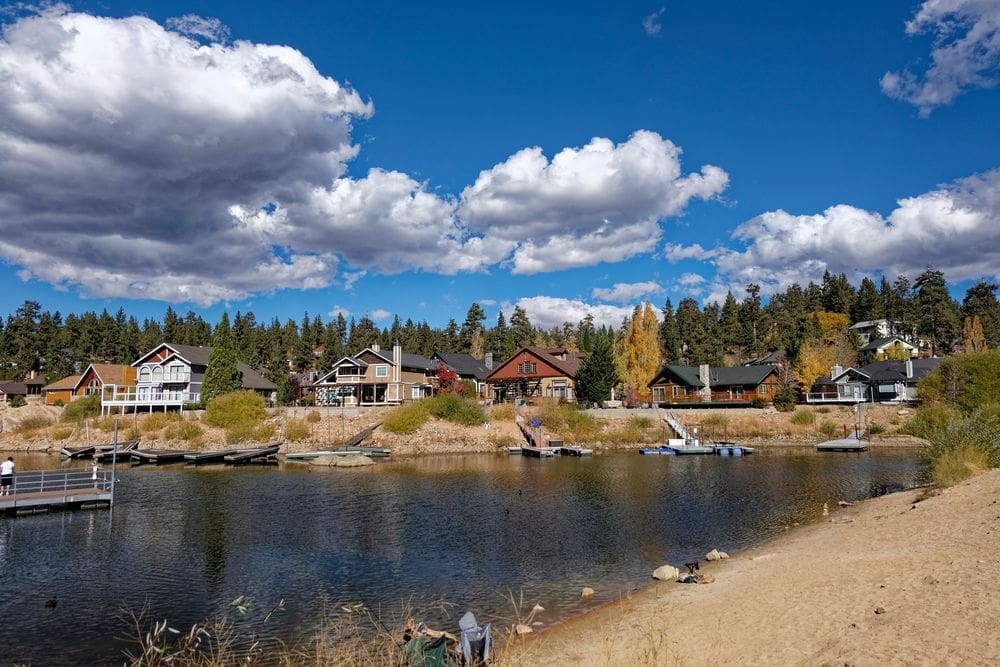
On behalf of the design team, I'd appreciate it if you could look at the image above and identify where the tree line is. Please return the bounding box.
[2,267,998,397]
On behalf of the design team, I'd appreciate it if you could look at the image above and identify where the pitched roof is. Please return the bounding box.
[860,336,917,352]
[0,381,27,396]
[649,364,779,388]
[859,358,942,382]
[484,346,584,380]
[24,374,48,387]
[75,364,132,390]
[43,375,81,391]
[399,352,436,372]
[433,352,491,380]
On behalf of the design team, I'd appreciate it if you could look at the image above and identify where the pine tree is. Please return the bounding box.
[575,332,620,403]
[510,306,534,349]
[200,313,242,407]
[914,267,960,355]
[458,303,487,353]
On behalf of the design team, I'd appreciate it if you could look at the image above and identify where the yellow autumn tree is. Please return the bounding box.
[622,302,661,403]
[964,315,987,352]
[810,311,852,345]
[795,339,837,390]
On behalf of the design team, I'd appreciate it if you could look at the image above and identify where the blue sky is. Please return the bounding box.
[0,1,998,329]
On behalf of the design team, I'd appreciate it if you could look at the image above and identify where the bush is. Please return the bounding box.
[139,412,180,433]
[8,395,26,408]
[818,420,838,437]
[163,420,203,442]
[867,422,885,435]
[627,415,653,429]
[205,391,266,430]
[790,409,816,426]
[904,402,963,440]
[305,410,322,424]
[286,419,311,442]
[61,395,101,422]
[489,403,515,421]
[816,406,831,414]
[298,396,315,407]
[16,415,52,435]
[254,423,276,442]
[773,384,796,412]
[924,409,1000,485]
[224,424,256,444]
[917,350,1000,412]
[51,427,73,441]
[53,398,65,407]
[701,414,728,428]
[384,402,430,434]
[425,393,486,426]
[750,396,767,409]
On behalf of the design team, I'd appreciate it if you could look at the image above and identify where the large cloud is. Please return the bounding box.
[0,7,371,304]
[670,170,1000,301]
[459,131,729,274]
[591,281,663,303]
[0,8,728,305]
[511,296,644,330]
[882,0,1000,115]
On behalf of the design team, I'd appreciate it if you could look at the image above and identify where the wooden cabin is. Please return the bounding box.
[485,347,583,403]
[648,363,780,407]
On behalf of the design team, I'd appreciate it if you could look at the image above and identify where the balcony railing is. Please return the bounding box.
[805,383,868,404]
[101,384,198,408]
[653,390,754,404]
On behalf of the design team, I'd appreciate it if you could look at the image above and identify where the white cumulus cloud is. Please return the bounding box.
[165,14,230,42]
[459,131,728,274]
[370,308,392,321]
[882,0,1000,115]
[513,296,648,330]
[591,281,663,303]
[693,169,1000,299]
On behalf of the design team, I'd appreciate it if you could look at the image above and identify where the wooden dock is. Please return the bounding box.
[184,449,241,463]
[817,437,869,452]
[223,443,280,463]
[521,445,557,458]
[559,446,593,456]
[94,439,140,462]
[131,449,191,464]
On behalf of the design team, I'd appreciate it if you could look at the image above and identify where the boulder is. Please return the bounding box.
[514,624,533,635]
[652,565,680,581]
[705,549,723,561]
[309,455,339,466]
[698,574,716,584]
[531,604,545,614]
[581,587,595,599]
[335,455,375,467]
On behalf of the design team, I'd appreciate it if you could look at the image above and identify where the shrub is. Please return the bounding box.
[773,384,796,412]
[425,393,485,426]
[16,415,52,435]
[53,398,65,407]
[701,414,728,428]
[627,415,653,429]
[305,410,322,424]
[205,391,266,430]
[61,395,100,422]
[867,422,885,435]
[298,396,315,407]
[489,403,515,421]
[930,445,990,486]
[51,427,73,441]
[923,410,1000,485]
[94,416,117,431]
[139,412,179,433]
[818,420,838,437]
[917,350,1000,412]
[8,395,26,408]
[904,402,963,440]
[790,409,816,425]
[286,419,311,442]
[125,426,141,442]
[383,402,430,434]
[254,423,276,442]
[163,420,203,442]
[750,397,767,409]
[224,424,256,444]
[816,406,831,414]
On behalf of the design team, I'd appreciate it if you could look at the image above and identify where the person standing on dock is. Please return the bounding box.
[92,461,100,488]
[0,457,14,496]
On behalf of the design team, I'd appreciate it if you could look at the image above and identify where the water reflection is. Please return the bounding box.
[0,449,922,664]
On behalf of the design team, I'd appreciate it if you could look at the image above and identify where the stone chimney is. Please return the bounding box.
[905,359,913,379]
[831,365,843,379]
[485,352,493,370]
[698,364,712,402]
[371,342,380,352]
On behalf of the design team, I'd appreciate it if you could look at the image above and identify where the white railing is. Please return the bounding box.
[101,384,198,408]
[9,469,113,495]
[805,383,868,404]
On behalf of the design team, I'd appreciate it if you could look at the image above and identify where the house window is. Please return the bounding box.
[411,386,422,399]
[167,364,185,381]
[517,361,537,375]
[652,387,665,402]
[139,367,150,383]
[730,387,745,399]
[152,366,163,382]
[672,386,687,397]
[375,366,388,378]
[877,383,896,394]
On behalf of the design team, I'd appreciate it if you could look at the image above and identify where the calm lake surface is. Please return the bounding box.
[0,448,922,665]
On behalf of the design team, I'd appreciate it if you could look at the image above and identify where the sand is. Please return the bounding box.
[527,468,1000,666]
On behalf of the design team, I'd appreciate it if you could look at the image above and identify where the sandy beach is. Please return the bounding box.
[526,468,1000,666]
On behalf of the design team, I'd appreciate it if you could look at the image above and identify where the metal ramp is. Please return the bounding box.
[662,412,693,441]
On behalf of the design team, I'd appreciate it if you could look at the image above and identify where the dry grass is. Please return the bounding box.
[489,403,516,422]
[285,419,311,442]
[930,445,990,486]
[305,410,322,424]
[15,415,52,436]
[164,420,204,443]
[51,427,73,441]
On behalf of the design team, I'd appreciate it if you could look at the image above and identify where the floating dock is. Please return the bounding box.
[94,439,140,462]
[559,446,593,456]
[223,443,280,463]
[521,446,557,458]
[131,449,191,464]
[285,446,391,461]
[0,469,114,515]
[183,449,241,463]
[817,437,869,452]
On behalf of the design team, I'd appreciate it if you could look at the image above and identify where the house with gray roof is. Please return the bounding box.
[647,363,780,407]
[806,358,942,404]
[100,342,277,415]
[313,342,436,406]
[859,336,919,363]
[432,352,492,397]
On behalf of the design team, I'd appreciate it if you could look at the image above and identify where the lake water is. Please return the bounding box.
[0,449,922,664]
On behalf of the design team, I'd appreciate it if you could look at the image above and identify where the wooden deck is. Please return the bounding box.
[0,469,115,514]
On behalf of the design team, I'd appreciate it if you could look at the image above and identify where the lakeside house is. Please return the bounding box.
[485,347,583,403]
[432,352,493,397]
[100,343,277,415]
[806,358,943,404]
[43,375,82,405]
[0,380,27,406]
[858,336,919,363]
[848,319,912,345]
[647,363,780,407]
[312,343,436,406]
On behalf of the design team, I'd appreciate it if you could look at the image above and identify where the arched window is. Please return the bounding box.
[152,366,163,382]
[139,367,150,383]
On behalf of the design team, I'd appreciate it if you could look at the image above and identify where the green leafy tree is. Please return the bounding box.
[575,333,620,403]
[200,313,242,407]
[914,267,961,355]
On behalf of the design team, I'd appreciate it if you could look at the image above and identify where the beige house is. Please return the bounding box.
[313,343,436,406]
